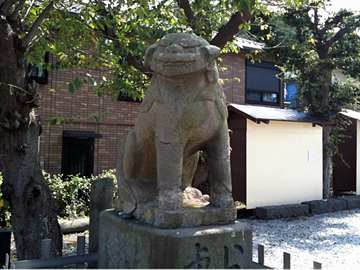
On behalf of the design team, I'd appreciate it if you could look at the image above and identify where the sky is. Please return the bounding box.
[326,0,360,12]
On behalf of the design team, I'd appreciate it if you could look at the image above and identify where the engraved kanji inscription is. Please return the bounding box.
[185,243,210,269]
[223,245,244,269]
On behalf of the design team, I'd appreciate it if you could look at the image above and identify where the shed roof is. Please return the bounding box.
[233,38,264,51]
[340,109,360,121]
[227,103,332,126]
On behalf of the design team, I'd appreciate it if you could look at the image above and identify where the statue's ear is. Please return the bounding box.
[144,44,158,68]
[200,45,220,65]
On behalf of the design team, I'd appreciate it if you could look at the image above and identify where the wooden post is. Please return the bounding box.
[76,236,85,269]
[258,244,265,265]
[283,252,291,269]
[89,178,113,268]
[41,239,51,260]
[314,261,322,269]
[5,253,9,269]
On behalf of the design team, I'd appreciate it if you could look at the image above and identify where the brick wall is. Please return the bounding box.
[37,50,276,176]
[38,53,141,175]
[220,52,246,104]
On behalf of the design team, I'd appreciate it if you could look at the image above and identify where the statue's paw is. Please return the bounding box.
[159,187,182,211]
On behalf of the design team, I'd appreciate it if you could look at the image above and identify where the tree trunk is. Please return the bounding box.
[323,125,332,199]
[320,67,332,200]
[0,16,62,260]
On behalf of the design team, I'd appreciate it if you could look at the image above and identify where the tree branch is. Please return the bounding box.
[94,1,118,39]
[210,7,253,50]
[125,56,153,78]
[325,27,350,50]
[323,10,353,32]
[22,1,54,49]
[9,0,26,21]
[177,0,195,24]
[90,1,151,77]
[0,0,17,16]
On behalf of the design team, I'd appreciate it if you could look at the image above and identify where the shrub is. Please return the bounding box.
[0,172,11,228]
[0,170,117,227]
[45,169,117,219]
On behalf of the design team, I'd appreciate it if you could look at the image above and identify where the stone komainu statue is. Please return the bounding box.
[116,33,234,218]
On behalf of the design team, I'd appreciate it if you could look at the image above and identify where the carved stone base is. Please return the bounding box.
[134,200,237,229]
[98,209,252,269]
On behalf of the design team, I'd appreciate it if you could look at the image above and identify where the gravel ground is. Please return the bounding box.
[9,208,360,269]
[242,208,360,269]
[10,230,89,262]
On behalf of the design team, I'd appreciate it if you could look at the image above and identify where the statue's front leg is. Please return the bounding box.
[206,127,234,208]
[155,137,183,211]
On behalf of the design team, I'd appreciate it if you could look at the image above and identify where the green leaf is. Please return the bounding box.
[50,118,57,126]
[9,86,14,95]
[67,82,75,93]
[74,76,83,89]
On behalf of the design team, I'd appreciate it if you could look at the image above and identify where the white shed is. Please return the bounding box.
[227,104,331,209]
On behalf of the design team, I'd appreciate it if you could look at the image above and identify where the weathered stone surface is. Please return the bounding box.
[98,209,252,269]
[336,195,360,210]
[255,204,309,220]
[60,218,89,234]
[134,200,237,229]
[89,178,114,254]
[301,199,346,214]
[116,33,235,227]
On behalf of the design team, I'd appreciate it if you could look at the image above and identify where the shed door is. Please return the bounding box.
[228,113,247,203]
[333,118,357,195]
[61,137,94,177]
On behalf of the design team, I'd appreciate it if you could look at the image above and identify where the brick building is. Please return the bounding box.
[36,38,283,176]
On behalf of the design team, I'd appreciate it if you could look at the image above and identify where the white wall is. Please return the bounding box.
[246,120,323,209]
[333,69,348,83]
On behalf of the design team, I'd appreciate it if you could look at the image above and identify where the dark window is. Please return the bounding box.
[25,53,49,84]
[245,59,281,105]
[61,131,102,178]
[118,91,141,102]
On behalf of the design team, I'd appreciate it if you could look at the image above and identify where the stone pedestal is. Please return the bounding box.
[134,200,237,229]
[98,209,252,269]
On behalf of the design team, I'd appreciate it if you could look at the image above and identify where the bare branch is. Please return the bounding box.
[0,0,17,16]
[9,0,26,21]
[22,0,35,22]
[22,1,54,49]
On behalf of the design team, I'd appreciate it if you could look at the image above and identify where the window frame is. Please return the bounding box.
[117,91,142,102]
[245,59,282,106]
